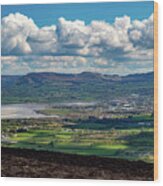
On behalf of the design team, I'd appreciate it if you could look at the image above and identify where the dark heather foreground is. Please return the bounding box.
[1,147,154,180]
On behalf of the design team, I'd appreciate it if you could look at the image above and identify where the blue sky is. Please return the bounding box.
[2,2,153,26]
[1,1,154,75]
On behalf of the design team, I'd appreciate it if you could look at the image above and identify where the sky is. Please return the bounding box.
[1,1,154,75]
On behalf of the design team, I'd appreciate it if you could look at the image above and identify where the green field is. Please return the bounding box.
[1,115,154,163]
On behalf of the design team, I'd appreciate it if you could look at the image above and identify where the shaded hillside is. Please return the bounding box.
[1,71,154,104]
[1,147,153,180]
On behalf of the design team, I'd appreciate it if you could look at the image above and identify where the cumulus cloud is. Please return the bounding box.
[88,18,134,59]
[1,12,154,75]
[2,12,154,57]
[1,13,58,56]
[27,25,58,55]
[57,17,89,48]
[1,13,37,55]
[128,14,154,49]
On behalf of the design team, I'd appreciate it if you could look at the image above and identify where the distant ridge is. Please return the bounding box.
[2,71,154,78]
[1,71,154,104]
[26,70,153,76]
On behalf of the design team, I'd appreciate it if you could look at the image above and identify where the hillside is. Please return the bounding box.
[1,147,153,180]
[1,71,154,104]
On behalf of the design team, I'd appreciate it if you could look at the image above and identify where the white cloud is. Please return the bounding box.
[1,13,154,75]
[1,13,37,55]
[94,58,108,66]
[2,13,154,57]
[57,17,90,48]
[128,14,154,49]
[114,15,131,30]
[28,25,58,55]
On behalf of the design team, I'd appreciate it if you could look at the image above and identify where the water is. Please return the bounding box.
[1,103,54,119]
[1,102,96,119]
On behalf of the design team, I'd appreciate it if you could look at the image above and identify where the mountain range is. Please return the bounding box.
[1,71,154,104]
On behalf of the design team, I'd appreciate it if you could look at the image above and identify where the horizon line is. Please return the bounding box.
[1,70,154,77]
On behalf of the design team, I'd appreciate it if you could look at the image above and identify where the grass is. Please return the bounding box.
[130,114,154,121]
[2,121,154,163]
[38,108,75,116]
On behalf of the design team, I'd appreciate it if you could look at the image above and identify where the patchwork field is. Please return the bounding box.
[1,113,154,163]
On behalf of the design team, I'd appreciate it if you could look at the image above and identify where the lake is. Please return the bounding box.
[1,102,96,119]
[1,103,55,119]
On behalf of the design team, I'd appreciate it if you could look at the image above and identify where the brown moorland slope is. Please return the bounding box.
[1,147,153,180]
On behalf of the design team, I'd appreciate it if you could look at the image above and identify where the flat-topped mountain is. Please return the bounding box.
[1,71,154,104]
